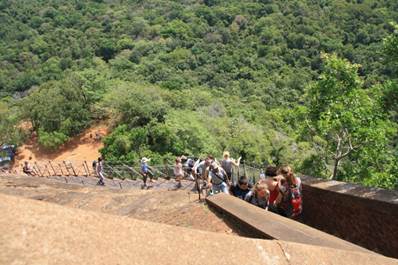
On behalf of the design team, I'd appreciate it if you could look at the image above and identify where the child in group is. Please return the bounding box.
[244,180,270,210]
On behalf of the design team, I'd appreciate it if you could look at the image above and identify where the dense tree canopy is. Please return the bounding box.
[0,0,397,188]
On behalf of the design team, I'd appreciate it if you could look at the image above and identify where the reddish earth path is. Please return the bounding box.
[13,123,108,170]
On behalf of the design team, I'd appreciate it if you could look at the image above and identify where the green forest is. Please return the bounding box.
[0,0,397,189]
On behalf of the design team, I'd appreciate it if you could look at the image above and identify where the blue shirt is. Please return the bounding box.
[141,163,149,173]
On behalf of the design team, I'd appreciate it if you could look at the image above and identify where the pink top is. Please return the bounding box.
[174,162,184,177]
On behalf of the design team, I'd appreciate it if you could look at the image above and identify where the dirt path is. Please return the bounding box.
[13,123,108,170]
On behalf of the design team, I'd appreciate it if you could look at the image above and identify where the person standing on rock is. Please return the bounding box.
[274,166,302,218]
[140,157,154,189]
[96,157,105,186]
[221,151,241,185]
[244,180,269,210]
[174,156,184,189]
[22,161,35,176]
[207,162,229,195]
[230,176,252,200]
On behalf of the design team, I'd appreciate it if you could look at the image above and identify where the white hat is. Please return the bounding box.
[141,157,150,163]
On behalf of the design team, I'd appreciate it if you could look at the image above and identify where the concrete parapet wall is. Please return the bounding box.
[206,193,370,253]
[300,176,398,258]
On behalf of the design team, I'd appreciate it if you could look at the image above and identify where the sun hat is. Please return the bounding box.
[141,157,150,163]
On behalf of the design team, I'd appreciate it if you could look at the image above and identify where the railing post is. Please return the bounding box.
[58,163,65,176]
[69,162,77,176]
[34,162,43,177]
[44,164,51,178]
[63,161,71,176]
[48,161,57,176]
[84,161,92,177]
[82,162,89,177]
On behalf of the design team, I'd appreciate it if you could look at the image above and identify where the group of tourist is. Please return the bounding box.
[173,152,303,219]
[92,152,303,218]
[231,166,302,218]
[23,151,302,218]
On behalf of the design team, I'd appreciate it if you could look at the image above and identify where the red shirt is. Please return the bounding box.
[269,188,279,204]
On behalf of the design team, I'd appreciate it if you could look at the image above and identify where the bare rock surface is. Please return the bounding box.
[1,193,397,265]
[0,175,235,235]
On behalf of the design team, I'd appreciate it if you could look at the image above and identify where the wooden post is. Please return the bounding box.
[44,164,51,178]
[58,163,65,176]
[63,161,71,176]
[84,161,92,177]
[32,166,40,176]
[34,162,43,177]
[194,171,201,201]
[48,161,57,176]
[69,162,77,176]
[82,162,89,177]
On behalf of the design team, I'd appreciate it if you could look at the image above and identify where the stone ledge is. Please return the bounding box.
[206,193,370,253]
[300,175,398,204]
[300,176,398,258]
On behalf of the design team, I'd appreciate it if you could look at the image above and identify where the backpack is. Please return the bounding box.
[210,170,226,185]
[289,185,302,217]
[187,158,195,168]
[280,184,302,218]
[92,160,97,170]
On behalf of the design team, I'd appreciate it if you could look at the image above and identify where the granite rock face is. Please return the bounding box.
[0,175,235,235]
[1,193,397,265]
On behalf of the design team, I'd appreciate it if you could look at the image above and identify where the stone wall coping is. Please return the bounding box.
[206,193,370,253]
[300,175,398,205]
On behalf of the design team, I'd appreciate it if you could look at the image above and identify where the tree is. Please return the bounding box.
[96,39,118,62]
[21,76,92,149]
[0,100,25,145]
[306,54,391,180]
[103,83,169,127]
[383,23,398,122]
[383,22,398,73]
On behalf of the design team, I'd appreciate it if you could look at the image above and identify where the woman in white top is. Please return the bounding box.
[174,156,184,188]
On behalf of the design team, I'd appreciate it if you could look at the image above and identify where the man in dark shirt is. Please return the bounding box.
[230,176,252,200]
